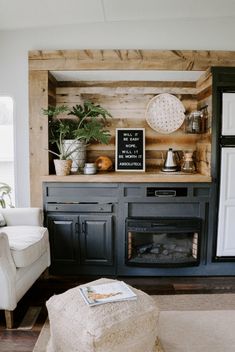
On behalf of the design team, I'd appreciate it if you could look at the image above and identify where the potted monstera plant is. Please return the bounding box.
[67,100,112,171]
[43,105,79,175]
[43,101,112,175]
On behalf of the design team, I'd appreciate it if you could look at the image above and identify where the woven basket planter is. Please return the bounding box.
[54,159,72,176]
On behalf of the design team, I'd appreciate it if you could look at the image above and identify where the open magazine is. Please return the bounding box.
[79,281,137,306]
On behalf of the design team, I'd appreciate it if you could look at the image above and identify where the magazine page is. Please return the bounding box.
[79,281,137,306]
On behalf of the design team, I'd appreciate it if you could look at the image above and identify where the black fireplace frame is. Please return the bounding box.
[125,217,201,268]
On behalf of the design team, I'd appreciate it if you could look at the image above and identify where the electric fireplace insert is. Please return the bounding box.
[126,218,201,267]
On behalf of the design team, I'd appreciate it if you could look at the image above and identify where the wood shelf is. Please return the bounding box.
[41,170,212,183]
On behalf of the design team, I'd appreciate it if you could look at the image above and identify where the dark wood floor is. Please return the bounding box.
[2,275,235,351]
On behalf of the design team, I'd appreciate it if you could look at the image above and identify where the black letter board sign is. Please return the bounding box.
[115,128,145,171]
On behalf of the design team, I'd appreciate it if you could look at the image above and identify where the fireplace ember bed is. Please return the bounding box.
[126,218,201,267]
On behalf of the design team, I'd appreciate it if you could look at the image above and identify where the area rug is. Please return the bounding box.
[33,294,235,352]
[33,319,50,352]
[159,310,235,352]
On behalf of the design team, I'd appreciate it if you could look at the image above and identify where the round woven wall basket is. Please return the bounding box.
[145,93,185,134]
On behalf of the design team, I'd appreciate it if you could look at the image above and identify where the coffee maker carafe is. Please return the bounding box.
[162,148,178,172]
[181,151,196,173]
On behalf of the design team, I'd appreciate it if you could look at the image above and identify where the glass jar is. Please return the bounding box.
[181,151,196,174]
[185,111,203,134]
[83,163,97,175]
[200,105,208,133]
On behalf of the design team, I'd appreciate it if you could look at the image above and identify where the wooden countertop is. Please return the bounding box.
[42,169,212,183]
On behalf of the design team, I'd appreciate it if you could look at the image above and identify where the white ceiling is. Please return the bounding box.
[51,70,204,82]
[0,0,235,30]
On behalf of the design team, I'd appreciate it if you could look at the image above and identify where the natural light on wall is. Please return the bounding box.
[0,97,15,206]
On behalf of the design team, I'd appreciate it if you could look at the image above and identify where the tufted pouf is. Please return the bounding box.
[46,278,159,352]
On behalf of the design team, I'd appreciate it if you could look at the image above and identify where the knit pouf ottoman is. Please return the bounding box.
[46,278,159,352]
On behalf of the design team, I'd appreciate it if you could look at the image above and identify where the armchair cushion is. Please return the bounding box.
[1,226,49,268]
[0,208,43,226]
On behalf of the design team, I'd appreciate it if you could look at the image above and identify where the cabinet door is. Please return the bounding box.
[47,214,79,264]
[80,215,113,266]
[217,148,235,256]
[222,93,235,135]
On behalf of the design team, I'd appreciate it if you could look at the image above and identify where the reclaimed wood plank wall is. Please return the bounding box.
[29,49,235,206]
[55,80,210,170]
[29,71,49,206]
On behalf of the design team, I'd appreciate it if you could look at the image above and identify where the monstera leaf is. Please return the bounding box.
[75,120,111,144]
[69,101,111,123]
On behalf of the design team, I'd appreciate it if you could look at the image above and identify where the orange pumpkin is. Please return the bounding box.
[95,156,113,171]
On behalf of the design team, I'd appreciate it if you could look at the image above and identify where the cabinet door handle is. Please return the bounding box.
[75,222,79,233]
[82,222,86,233]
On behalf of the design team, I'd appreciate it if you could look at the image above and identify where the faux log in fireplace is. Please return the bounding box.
[126,218,201,267]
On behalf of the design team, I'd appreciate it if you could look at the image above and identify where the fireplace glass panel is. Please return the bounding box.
[126,218,201,267]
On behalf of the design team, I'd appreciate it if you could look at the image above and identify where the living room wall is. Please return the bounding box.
[0,18,235,206]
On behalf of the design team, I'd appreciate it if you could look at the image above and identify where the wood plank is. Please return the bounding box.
[197,86,212,102]
[86,151,165,168]
[196,141,211,176]
[41,171,212,183]
[55,96,197,112]
[196,69,212,101]
[58,80,197,88]
[28,49,235,61]
[56,86,198,96]
[48,73,57,102]
[48,71,58,87]
[29,70,49,207]
[47,75,57,128]
[196,68,212,90]
[55,87,198,119]
[29,49,235,71]
[87,132,201,150]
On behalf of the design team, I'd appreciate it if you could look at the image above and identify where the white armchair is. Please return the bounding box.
[0,208,50,328]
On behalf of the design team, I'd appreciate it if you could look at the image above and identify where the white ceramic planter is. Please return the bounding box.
[63,140,86,173]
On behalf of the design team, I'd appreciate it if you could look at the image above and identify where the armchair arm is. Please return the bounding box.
[0,232,17,310]
[1,208,44,226]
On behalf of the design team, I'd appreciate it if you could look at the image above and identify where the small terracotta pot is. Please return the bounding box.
[54,159,72,176]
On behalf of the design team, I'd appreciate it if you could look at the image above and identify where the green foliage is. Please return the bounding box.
[43,105,81,160]
[69,101,112,122]
[0,183,13,208]
[48,118,79,142]
[75,120,111,144]
[69,100,112,144]
[42,105,69,118]
[43,101,112,160]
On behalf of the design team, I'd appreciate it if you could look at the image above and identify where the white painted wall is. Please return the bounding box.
[0,18,235,206]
